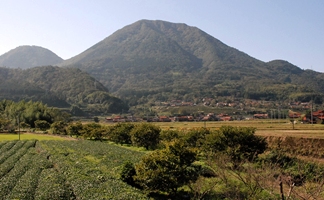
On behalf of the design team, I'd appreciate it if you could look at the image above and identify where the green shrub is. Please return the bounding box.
[109,123,134,145]
[134,140,198,195]
[204,126,267,162]
[159,129,180,142]
[130,123,161,150]
[120,161,137,187]
[34,120,50,131]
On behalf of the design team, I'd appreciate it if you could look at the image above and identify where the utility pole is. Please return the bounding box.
[311,97,313,125]
[17,114,20,141]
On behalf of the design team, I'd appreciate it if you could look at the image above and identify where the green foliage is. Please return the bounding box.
[130,123,161,150]
[108,123,134,145]
[0,118,11,131]
[50,121,68,135]
[66,121,83,137]
[0,99,69,131]
[120,161,137,187]
[70,105,86,116]
[204,126,267,162]
[182,127,211,148]
[134,140,198,195]
[81,123,105,141]
[93,116,99,123]
[159,129,180,142]
[34,120,50,131]
[19,122,30,130]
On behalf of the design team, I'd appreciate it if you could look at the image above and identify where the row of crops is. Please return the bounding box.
[0,140,147,199]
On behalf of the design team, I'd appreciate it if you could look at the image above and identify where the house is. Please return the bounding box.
[312,110,324,120]
[253,114,268,119]
[174,116,194,122]
[217,113,232,121]
[181,102,193,106]
[288,111,301,119]
[159,116,171,122]
[301,110,324,123]
[106,117,113,122]
[219,116,232,121]
[112,116,125,122]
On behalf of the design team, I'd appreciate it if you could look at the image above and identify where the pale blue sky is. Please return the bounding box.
[1,0,323,72]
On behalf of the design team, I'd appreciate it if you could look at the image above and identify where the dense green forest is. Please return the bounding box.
[0,66,128,114]
[61,20,324,106]
[0,100,70,132]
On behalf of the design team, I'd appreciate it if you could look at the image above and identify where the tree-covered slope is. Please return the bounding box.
[0,46,63,69]
[61,20,324,104]
[0,66,128,113]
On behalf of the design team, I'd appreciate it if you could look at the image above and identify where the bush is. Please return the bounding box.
[130,123,161,150]
[183,127,211,148]
[120,161,137,187]
[66,121,83,138]
[134,140,198,195]
[204,126,267,162]
[34,120,50,131]
[50,121,68,135]
[81,123,105,141]
[159,130,180,142]
[108,123,134,145]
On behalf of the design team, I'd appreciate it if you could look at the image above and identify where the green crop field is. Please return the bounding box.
[0,140,146,199]
[0,133,71,141]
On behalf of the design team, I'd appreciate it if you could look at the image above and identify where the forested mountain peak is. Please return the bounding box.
[0,45,63,69]
[266,60,304,75]
[59,20,324,104]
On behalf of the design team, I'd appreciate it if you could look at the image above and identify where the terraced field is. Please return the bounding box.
[0,140,146,200]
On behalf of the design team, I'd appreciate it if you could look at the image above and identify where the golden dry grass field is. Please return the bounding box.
[149,119,324,139]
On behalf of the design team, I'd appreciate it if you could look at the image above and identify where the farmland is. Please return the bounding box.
[149,120,324,138]
[1,120,324,199]
[0,140,146,199]
[0,133,72,141]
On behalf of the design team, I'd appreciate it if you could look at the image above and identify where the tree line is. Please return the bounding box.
[0,100,70,132]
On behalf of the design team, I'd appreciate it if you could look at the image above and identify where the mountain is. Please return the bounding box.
[0,66,128,114]
[0,46,63,69]
[61,20,324,105]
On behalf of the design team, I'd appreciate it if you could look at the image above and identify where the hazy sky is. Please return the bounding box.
[1,0,323,72]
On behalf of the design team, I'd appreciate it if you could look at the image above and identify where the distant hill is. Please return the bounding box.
[0,66,128,114]
[0,46,63,69]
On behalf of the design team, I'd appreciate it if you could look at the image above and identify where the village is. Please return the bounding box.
[106,99,324,124]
